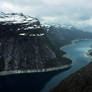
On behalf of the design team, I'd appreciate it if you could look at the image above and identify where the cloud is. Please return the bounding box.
[0,1,21,12]
[0,0,92,31]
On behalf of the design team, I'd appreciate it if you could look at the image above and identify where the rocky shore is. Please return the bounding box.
[0,64,72,76]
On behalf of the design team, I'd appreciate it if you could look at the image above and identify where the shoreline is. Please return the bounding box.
[0,39,73,76]
[1,39,92,76]
[84,52,92,59]
[49,39,92,92]
[62,54,69,57]
[60,39,92,49]
[0,64,72,76]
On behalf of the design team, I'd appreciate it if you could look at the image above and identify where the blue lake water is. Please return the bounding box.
[0,39,92,92]
[41,39,92,92]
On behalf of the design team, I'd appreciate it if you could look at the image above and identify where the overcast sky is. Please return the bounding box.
[0,0,92,30]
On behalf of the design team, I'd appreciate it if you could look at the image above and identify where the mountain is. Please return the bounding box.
[46,24,92,47]
[0,13,72,73]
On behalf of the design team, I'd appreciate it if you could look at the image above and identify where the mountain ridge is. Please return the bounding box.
[0,13,72,73]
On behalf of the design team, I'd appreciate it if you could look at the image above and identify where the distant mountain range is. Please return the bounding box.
[45,24,92,47]
[0,12,92,74]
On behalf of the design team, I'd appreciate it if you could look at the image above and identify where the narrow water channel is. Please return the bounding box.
[41,39,92,92]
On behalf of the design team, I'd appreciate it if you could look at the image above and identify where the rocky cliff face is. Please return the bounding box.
[0,13,71,72]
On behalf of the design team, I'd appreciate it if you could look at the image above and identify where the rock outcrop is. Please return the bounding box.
[0,12,72,72]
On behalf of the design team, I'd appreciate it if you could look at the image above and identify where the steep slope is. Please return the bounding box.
[51,49,92,92]
[51,61,92,92]
[0,13,72,73]
[47,25,92,47]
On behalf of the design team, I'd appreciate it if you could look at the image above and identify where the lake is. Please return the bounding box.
[0,39,92,92]
[41,39,92,92]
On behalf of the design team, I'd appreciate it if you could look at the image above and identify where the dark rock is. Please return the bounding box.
[51,62,92,92]
[0,13,72,72]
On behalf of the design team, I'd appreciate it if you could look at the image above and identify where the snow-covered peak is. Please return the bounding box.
[44,23,73,30]
[0,12,46,37]
[52,24,73,30]
[0,12,39,25]
[44,24,51,28]
[61,24,72,30]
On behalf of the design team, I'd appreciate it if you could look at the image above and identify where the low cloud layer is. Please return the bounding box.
[0,0,92,31]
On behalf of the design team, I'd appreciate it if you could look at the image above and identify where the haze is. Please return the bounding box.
[0,0,92,31]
